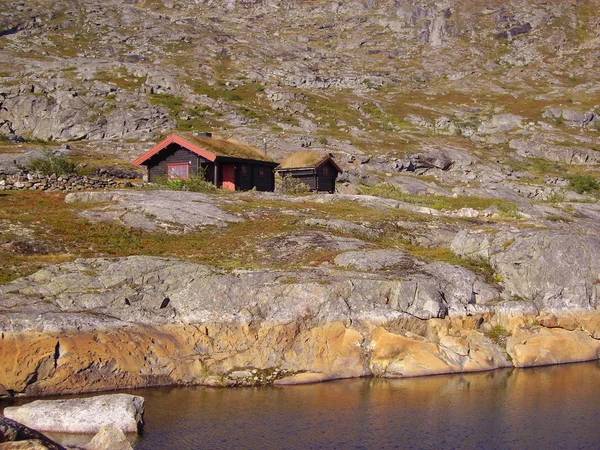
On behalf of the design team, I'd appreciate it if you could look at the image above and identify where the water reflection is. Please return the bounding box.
[133,362,600,449]
[2,362,600,449]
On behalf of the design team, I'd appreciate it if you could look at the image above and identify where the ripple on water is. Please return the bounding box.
[2,362,600,450]
[132,361,600,450]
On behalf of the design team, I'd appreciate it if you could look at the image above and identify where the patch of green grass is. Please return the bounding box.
[2,190,345,282]
[360,183,515,212]
[175,116,216,132]
[568,174,599,194]
[149,93,185,115]
[496,203,520,219]
[95,69,147,91]
[486,324,510,346]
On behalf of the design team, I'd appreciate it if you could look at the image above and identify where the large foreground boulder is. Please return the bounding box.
[0,416,65,450]
[3,394,144,435]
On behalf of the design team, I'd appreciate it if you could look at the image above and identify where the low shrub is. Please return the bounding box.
[27,150,78,176]
[152,173,217,193]
[568,174,599,194]
[278,175,312,195]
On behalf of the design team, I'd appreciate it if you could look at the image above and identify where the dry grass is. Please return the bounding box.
[0,182,512,285]
[277,151,327,169]
[0,191,298,283]
[172,132,274,162]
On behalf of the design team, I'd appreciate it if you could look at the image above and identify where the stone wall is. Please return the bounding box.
[0,174,136,192]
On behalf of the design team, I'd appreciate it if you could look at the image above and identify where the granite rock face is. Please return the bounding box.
[1,255,599,397]
[451,229,600,310]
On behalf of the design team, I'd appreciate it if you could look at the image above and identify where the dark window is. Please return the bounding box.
[241,165,249,176]
[259,167,267,177]
[322,165,330,176]
[168,163,189,180]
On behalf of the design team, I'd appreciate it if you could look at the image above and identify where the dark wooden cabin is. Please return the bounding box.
[274,151,342,193]
[133,133,278,191]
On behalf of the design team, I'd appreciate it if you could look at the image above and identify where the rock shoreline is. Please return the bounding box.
[1,256,599,398]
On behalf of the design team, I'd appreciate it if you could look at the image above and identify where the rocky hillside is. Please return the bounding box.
[1,1,599,179]
[2,0,600,396]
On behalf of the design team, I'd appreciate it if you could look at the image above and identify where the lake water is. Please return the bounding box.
[132,362,600,449]
[4,362,600,449]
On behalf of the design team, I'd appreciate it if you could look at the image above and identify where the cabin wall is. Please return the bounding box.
[277,169,317,191]
[315,161,338,193]
[147,144,210,182]
[221,160,276,191]
[276,163,338,193]
[252,165,275,192]
[237,163,252,191]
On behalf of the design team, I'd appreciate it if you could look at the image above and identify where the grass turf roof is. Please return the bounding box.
[175,132,274,162]
[277,151,327,169]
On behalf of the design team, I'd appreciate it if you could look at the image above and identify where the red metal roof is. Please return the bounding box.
[132,135,218,166]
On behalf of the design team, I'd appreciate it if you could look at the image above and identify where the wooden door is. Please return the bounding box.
[221,164,236,190]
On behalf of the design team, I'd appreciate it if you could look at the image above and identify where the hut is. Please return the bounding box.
[275,151,342,193]
[133,133,278,191]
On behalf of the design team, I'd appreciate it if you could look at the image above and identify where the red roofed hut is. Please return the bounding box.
[275,151,342,193]
[133,133,278,191]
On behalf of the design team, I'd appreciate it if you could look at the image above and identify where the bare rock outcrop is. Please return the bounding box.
[451,229,600,310]
[1,254,599,397]
[0,84,173,142]
[64,190,242,233]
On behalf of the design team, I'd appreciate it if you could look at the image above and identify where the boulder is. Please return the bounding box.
[3,394,144,434]
[542,108,598,128]
[410,150,454,171]
[0,416,64,450]
[507,327,600,367]
[477,114,523,134]
[84,424,133,450]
